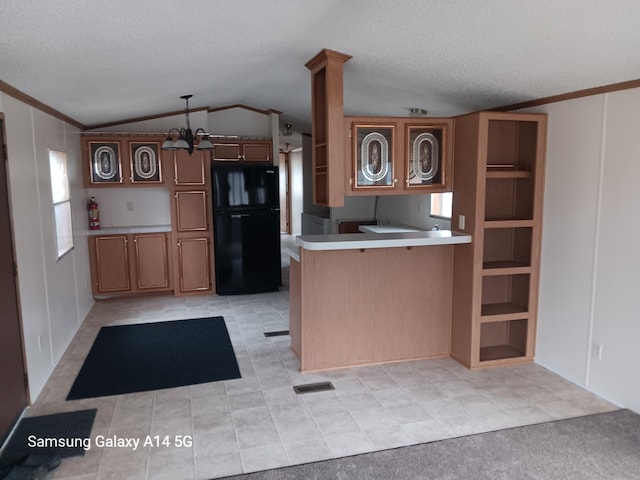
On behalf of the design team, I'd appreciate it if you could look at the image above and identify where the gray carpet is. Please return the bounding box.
[222,409,640,480]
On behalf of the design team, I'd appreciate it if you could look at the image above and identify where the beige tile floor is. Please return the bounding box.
[26,285,616,480]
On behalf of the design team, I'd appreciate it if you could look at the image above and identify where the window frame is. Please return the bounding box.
[430,191,453,220]
[49,149,74,260]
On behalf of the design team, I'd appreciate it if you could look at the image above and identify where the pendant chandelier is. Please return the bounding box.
[161,95,214,155]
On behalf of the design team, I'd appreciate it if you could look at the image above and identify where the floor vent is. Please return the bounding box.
[263,330,290,338]
[293,382,335,394]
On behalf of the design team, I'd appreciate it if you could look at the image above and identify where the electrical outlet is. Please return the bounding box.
[37,335,43,352]
[126,201,134,212]
[458,215,465,231]
[592,343,603,360]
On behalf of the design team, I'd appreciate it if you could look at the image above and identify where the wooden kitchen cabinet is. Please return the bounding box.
[212,140,272,163]
[170,149,214,295]
[82,134,168,187]
[344,116,453,195]
[242,142,271,162]
[132,233,171,290]
[174,191,209,232]
[306,49,352,207]
[174,149,207,186]
[91,235,130,293]
[450,111,547,369]
[89,232,172,295]
[176,237,211,292]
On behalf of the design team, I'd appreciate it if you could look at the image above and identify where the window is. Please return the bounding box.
[430,192,452,219]
[49,150,74,258]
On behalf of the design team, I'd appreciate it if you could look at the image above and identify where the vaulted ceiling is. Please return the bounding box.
[2,0,640,131]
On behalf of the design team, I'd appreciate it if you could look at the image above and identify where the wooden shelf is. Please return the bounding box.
[482,262,531,276]
[306,49,351,207]
[479,344,526,362]
[450,111,546,369]
[484,219,534,228]
[481,302,528,319]
[486,168,531,179]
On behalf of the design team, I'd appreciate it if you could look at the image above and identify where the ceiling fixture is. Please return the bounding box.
[282,123,293,137]
[409,108,429,117]
[161,95,214,154]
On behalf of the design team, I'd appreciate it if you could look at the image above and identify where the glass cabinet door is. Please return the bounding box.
[353,123,395,189]
[89,142,122,184]
[406,125,445,188]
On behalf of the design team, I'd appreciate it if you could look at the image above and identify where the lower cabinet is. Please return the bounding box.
[90,233,172,296]
[132,234,171,290]
[175,237,211,293]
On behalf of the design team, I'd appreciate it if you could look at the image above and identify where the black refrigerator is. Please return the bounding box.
[211,163,281,294]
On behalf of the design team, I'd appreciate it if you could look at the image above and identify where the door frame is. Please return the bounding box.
[0,113,30,443]
[279,150,291,234]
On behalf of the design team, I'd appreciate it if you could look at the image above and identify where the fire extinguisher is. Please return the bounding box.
[88,196,100,230]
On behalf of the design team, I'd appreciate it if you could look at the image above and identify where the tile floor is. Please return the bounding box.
[26,265,616,479]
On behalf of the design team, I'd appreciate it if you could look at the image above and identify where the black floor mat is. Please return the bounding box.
[0,409,96,469]
[66,316,241,400]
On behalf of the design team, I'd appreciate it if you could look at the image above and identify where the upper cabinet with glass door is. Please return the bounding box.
[345,117,453,195]
[351,121,399,191]
[82,134,168,187]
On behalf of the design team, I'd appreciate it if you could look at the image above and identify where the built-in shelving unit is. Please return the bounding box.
[450,111,547,369]
[305,49,351,207]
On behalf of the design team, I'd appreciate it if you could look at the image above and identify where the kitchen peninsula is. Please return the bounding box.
[288,230,471,372]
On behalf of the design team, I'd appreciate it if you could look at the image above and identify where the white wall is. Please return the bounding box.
[524,88,640,413]
[86,187,171,228]
[376,194,451,230]
[88,110,208,133]
[289,149,303,235]
[329,196,376,233]
[1,94,93,400]
[208,107,270,137]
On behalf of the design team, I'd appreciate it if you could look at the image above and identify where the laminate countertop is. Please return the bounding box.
[87,225,172,235]
[296,230,471,251]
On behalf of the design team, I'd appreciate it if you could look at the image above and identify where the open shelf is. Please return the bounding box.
[486,168,531,179]
[479,318,528,362]
[487,119,539,170]
[314,144,327,169]
[314,173,328,205]
[482,227,532,272]
[485,177,535,221]
[481,274,529,320]
[306,49,351,207]
[450,111,545,369]
[312,68,327,145]
[481,302,528,319]
[480,344,526,362]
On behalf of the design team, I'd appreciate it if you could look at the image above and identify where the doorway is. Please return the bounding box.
[0,115,29,444]
[278,151,291,234]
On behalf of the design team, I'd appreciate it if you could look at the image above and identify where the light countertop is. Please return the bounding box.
[87,225,172,235]
[286,247,300,262]
[296,230,471,251]
[359,224,424,234]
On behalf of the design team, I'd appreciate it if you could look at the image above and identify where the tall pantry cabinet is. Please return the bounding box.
[451,111,547,369]
[170,149,214,294]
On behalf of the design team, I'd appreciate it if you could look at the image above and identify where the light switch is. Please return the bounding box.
[458,215,465,231]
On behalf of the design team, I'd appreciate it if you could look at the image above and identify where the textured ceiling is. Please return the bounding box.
[1,0,640,131]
